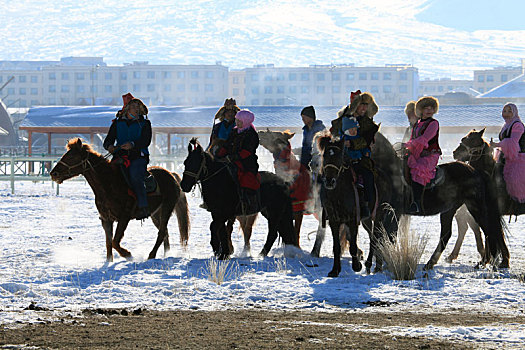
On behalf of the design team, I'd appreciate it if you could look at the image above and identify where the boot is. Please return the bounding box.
[407,182,424,214]
[136,207,150,220]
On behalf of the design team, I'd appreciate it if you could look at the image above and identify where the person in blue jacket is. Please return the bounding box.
[300,105,325,170]
[103,93,152,220]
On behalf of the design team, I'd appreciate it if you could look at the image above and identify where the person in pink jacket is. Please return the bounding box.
[490,103,525,203]
[406,96,442,214]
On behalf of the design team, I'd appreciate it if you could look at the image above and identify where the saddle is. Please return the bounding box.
[425,166,445,190]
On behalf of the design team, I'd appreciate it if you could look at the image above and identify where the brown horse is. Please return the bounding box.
[50,138,190,261]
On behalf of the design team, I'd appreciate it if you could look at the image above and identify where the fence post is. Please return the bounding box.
[10,157,15,194]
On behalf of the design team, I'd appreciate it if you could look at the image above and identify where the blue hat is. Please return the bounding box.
[342,116,359,131]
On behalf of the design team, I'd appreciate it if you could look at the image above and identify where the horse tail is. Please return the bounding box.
[172,172,191,246]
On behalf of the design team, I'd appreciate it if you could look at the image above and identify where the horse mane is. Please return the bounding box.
[66,138,104,158]
[315,129,334,153]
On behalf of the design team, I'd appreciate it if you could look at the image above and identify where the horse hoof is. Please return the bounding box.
[423,262,434,271]
[352,260,362,272]
[328,270,339,278]
[310,249,320,258]
[366,267,371,275]
[445,256,455,263]
[259,249,269,257]
[499,261,509,269]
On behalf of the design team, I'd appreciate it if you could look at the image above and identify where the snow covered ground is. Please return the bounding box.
[1,180,524,347]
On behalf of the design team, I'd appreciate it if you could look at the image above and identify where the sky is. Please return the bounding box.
[1,0,524,79]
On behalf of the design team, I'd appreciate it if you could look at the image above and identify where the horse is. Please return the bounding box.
[180,138,297,259]
[451,128,525,261]
[257,129,326,254]
[371,131,509,270]
[50,138,190,262]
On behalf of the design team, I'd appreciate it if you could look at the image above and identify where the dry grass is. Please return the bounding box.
[203,258,241,285]
[378,215,428,280]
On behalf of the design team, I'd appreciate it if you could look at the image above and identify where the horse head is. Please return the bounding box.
[258,129,295,155]
[181,137,206,192]
[50,138,98,184]
[316,132,345,190]
[453,128,490,163]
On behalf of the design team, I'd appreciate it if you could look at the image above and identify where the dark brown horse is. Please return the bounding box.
[50,138,190,261]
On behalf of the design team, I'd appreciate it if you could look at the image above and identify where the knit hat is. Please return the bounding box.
[235,109,256,133]
[301,106,316,120]
[342,116,359,132]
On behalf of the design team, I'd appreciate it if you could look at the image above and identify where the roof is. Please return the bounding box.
[478,74,525,98]
[19,104,524,134]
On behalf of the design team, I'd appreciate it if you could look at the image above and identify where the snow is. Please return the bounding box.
[1,180,525,347]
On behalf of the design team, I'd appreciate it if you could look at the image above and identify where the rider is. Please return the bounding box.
[300,105,326,171]
[402,100,418,143]
[490,103,525,203]
[330,90,379,219]
[217,109,261,215]
[406,96,442,214]
[208,98,240,155]
[103,93,152,220]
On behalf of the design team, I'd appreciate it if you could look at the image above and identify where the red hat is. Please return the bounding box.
[122,93,134,107]
[350,90,361,103]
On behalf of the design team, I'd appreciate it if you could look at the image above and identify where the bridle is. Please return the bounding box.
[459,140,489,163]
[182,150,228,186]
[321,144,347,180]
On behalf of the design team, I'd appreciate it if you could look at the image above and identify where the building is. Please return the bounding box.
[228,70,246,105]
[0,57,229,108]
[418,78,475,97]
[473,64,522,94]
[237,63,418,107]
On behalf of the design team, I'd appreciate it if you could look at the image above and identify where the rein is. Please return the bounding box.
[183,152,229,185]
[58,153,106,176]
[321,144,347,179]
[460,141,488,163]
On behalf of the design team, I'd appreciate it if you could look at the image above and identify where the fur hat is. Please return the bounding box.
[404,100,416,116]
[215,98,240,121]
[301,105,316,120]
[123,97,148,116]
[415,96,439,117]
[122,93,134,108]
[337,91,378,119]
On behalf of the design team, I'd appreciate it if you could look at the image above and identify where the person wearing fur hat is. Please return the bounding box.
[330,90,379,218]
[490,103,525,203]
[402,100,418,143]
[207,98,240,155]
[300,105,325,170]
[217,109,261,214]
[405,96,442,214]
[103,93,152,220]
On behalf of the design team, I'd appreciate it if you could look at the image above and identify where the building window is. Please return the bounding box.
[383,85,392,93]
[264,75,272,81]
[7,88,15,95]
[147,71,155,79]
[18,75,26,83]
[316,86,325,93]
[276,98,285,105]
[19,88,26,95]
[289,73,297,81]
[162,71,172,79]
[487,75,494,82]
[317,73,325,81]
[251,74,259,82]
[346,73,355,80]
[399,72,408,80]
[399,85,408,93]
[359,73,367,80]
[300,73,309,81]
[264,86,273,94]
[232,76,239,84]
[61,73,69,80]
[277,86,285,94]
[332,86,340,93]
[76,85,85,93]
[251,87,259,94]
[133,71,141,79]
[332,73,340,81]
[164,84,171,92]
[501,74,508,82]
[251,99,259,105]
[31,100,39,105]
[438,86,443,92]
[276,74,285,81]
[478,75,484,82]
[301,86,309,93]
[120,85,127,93]
[232,88,239,95]
[479,87,484,93]
[147,84,155,92]
[370,85,379,93]
[205,71,214,79]
[191,71,199,79]
[190,84,199,92]
[104,72,112,80]
[48,98,56,105]
[263,99,273,105]
[383,73,392,80]
[205,84,213,92]
[104,85,112,93]
[176,84,185,92]
[371,72,379,80]
[31,76,38,83]
[48,85,56,93]
[177,71,185,79]
[31,88,38,95]
[289,86,297,93]
[133,84,141,92]
[121,72,127,80]
[61,85,69,93]
[76,73,85,80]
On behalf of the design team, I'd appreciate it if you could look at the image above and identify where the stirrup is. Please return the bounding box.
[407,202,420,214]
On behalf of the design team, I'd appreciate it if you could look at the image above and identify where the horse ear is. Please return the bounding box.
[75,138,82,148]
[479,127,486,137]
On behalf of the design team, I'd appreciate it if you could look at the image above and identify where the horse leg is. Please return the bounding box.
[466,215,485,260]
[210,221,221,257]
[101,219,114,262]
[148,208,169,260]
[361,218,374,274]
[112,219,132,260]
[424,209,456,270]
[293,212,303,248]
[310,210,326,257]
[239,214,257,252]
[226,218,235,254]
[212,214,231,260]
[328,222,342,277]
[260,219,278,257]
[346,223,362,272]
[446,207,469,263]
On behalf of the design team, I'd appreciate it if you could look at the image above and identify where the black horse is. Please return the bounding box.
[370,132,509,270]
[180,138,297,259]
